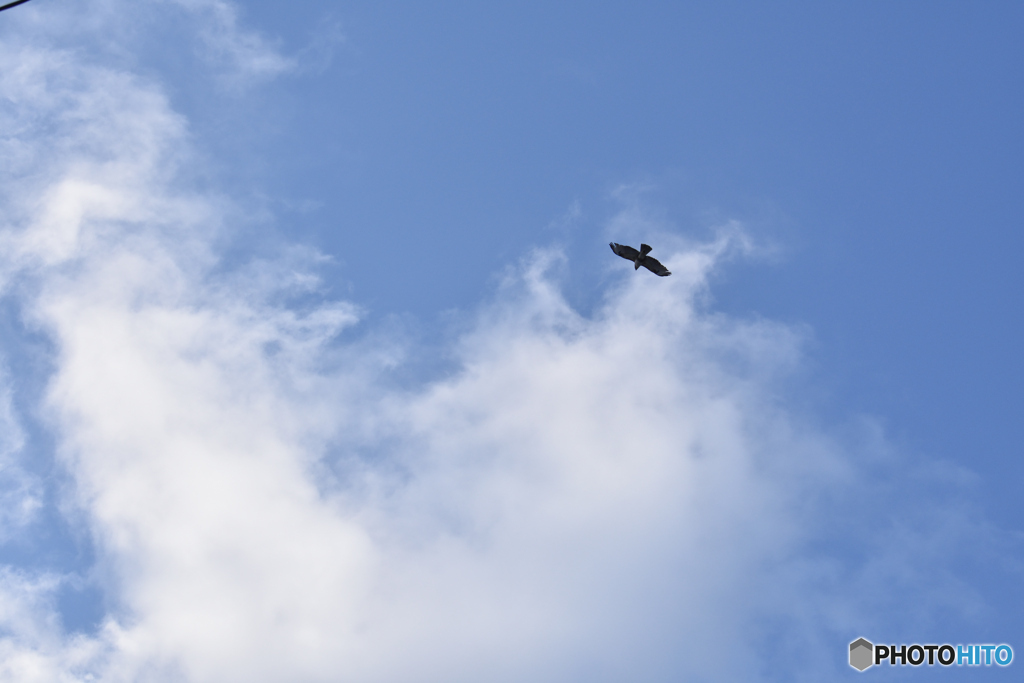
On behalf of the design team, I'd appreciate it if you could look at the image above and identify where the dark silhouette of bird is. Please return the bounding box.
[0,0,33,13]
[609,242,671,276]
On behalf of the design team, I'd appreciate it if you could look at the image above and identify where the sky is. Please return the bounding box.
[0,1,1021,681]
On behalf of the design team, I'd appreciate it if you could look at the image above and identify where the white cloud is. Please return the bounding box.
[162,0,344,87]
[0,382,41,542]
[0,0,307,94]
[0,5,1001,683]
[167,0,295,86]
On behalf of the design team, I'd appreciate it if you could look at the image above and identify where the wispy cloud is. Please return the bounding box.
[166,0,294,86]
[162,0,345,88]
[0,3,1008,682]
[0,381,41,542]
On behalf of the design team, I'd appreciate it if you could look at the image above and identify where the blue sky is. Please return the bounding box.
[0,1,1021,681]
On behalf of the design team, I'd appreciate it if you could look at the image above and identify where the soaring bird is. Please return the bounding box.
[609,242,671,276]
[0,0,33,13]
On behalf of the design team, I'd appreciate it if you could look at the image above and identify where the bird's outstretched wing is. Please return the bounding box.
[0,0,33,13]
[642,256,671,276]
[610,242,639,261]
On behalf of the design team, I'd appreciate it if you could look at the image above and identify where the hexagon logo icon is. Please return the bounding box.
[850,638,874,671]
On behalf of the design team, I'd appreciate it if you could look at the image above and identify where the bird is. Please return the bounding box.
[609,242,671,276]
[0,0,33,13]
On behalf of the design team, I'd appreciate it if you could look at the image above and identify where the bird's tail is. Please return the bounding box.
[640,243,653,256]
